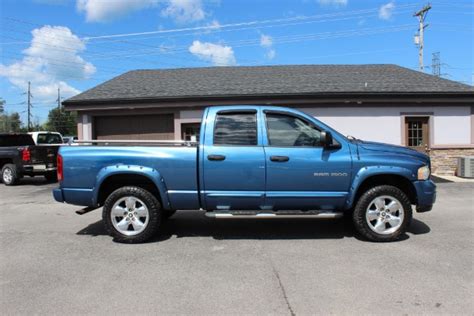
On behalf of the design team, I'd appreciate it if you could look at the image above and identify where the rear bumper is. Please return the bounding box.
[53,188,64,203]
[52,187,94,206]
[22,164,56,175]
[413,179,437,212]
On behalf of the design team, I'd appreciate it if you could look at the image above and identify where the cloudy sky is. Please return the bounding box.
[1,0,473,123]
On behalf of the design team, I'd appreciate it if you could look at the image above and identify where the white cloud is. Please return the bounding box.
[188,40,236,66]
[379,1,395,20]
[76,0,207,24]
[260,34,275,60]
[317,0,348,7]
[260,34,273,48]
[207,19,221,30]
[77,0,159,22]
[266,49,276,60]
[0,26,95,100]
[161,0,205,24]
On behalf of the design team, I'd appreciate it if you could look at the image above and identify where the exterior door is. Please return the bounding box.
[405,117,430,153]
[263,111,352,211]
[202,110,265,210]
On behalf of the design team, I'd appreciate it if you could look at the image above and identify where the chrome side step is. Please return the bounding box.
[205,211,343,219]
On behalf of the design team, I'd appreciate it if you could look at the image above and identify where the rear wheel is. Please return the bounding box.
[353,185,412,242]
[2,164,19,186]
[103,186,162,243]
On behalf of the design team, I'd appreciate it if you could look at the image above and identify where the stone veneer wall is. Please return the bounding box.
[430,147,474,176]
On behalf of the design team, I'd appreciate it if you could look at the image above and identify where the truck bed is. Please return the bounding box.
[59,145,199,209]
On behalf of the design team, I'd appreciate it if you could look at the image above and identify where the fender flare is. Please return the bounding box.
[92,164,171,209]
[345,165,416,209]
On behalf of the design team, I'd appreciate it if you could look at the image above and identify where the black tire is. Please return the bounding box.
[352,185,412,242]
[2,164,20,186]
[102,186,162,243]
[163,210,177,219]
[44,172,58,182]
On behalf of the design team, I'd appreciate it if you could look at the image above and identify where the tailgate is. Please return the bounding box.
[29,145,59,168]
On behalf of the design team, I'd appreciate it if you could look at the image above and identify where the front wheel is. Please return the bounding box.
[353,185,412,242]
[103,186,162,243]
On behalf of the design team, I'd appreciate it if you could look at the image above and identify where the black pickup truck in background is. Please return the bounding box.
[0,134,59,185]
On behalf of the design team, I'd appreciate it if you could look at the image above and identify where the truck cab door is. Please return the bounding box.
[201,108,265,210]
[262,110,352,211]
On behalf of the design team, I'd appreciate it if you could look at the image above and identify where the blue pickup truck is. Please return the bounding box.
[53,106,436,243]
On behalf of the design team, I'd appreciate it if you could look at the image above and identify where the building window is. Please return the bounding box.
[405,116,430,152]
[182,123,201,142]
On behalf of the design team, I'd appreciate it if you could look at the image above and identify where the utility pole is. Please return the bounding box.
[27,81,32,131]
[432,52,441,77]
[56,87,61,110]
[413,3,431,72]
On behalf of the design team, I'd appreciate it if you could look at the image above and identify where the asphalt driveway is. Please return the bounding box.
[0,178,473,315]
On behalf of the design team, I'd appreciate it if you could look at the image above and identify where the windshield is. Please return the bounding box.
[37,133,62,144]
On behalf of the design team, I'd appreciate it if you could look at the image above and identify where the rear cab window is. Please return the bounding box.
[37,133,62,144]
[213,111,258,146]
[0,134,35,147]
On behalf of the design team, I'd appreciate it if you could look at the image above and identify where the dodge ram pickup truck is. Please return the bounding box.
[53,106,436,243]
[1,133,59,185]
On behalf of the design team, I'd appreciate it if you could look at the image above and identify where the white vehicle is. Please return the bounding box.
[28,131,63,145]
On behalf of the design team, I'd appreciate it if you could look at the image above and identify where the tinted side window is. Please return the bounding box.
[214,112,257,146]
[266,113,321,147]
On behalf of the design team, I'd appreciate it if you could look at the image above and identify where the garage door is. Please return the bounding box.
[94,114,174,140]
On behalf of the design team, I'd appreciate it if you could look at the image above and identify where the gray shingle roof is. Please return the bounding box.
[64,64,473,104]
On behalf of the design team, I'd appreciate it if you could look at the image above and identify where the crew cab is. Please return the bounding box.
[53,106,436,243]
[1,133,59,185]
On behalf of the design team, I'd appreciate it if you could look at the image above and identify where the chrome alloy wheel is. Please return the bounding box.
[111,196,149,236]
[365,195,405,235]
[2,168,13,184]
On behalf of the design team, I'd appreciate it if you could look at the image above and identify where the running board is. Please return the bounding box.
[75,206,98,215]
[205,211,343,219]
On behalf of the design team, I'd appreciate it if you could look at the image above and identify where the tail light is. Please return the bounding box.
[22,148,31,161]
[57,154,63,181]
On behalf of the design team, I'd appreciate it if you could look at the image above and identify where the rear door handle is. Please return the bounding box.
[270,155,289,162]
[208,154,226,161]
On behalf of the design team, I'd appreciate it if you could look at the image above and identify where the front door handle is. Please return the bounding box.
[208,154,226,161]
[270,155,289,162]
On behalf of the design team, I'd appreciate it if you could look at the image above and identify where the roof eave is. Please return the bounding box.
[63,91,474,107]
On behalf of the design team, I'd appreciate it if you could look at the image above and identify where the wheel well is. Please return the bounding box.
[354,174,417,205]
[0,159,13,170]
[97,174,162,206]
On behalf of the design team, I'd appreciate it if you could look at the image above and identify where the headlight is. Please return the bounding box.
[417,165,430,180]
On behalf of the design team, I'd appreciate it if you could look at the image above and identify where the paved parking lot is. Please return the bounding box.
[0,179,473,315]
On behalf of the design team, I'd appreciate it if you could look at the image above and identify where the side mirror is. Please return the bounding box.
[320,131,335,148]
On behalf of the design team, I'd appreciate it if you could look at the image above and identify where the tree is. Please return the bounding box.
[0,112,22,133]
[8,112,22,132]
[45,108,77,135]
[0,98,4,114]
